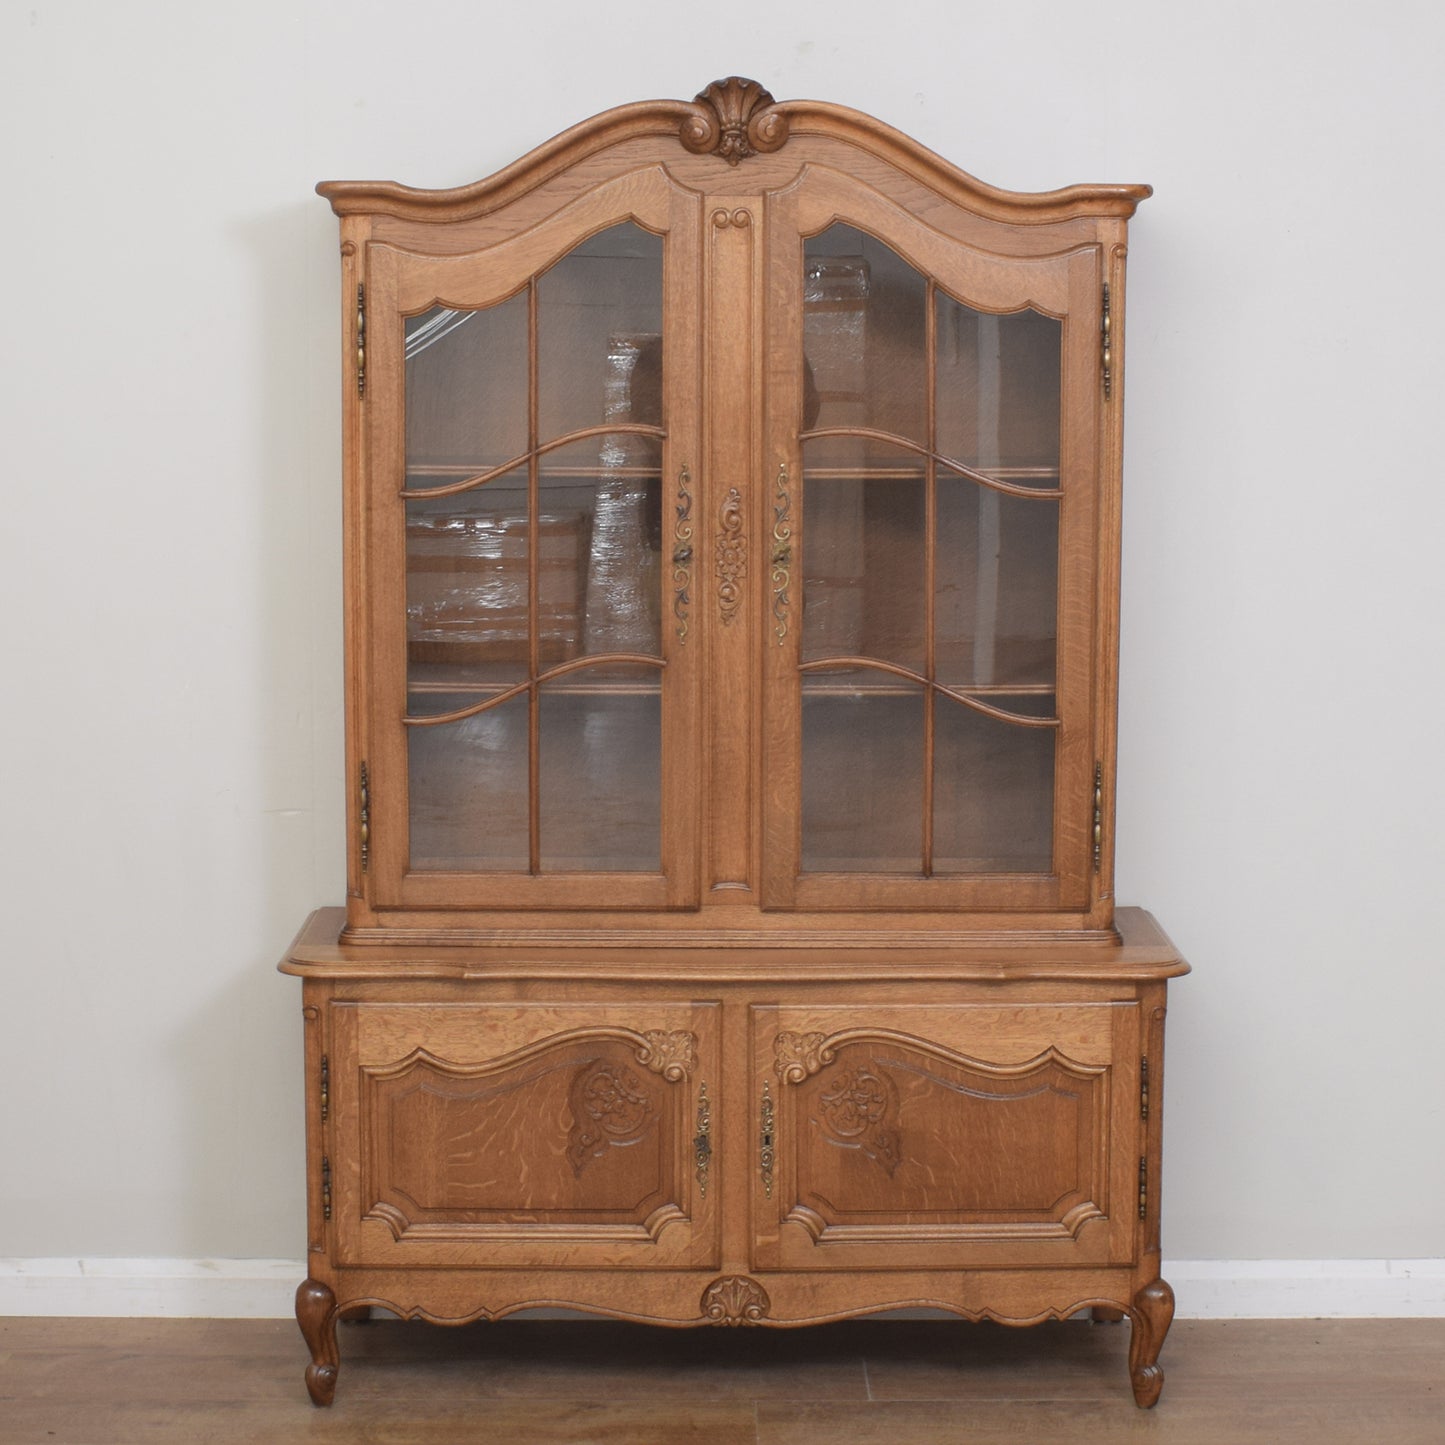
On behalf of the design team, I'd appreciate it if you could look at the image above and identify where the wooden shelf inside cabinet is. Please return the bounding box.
[286,78,1180,1413]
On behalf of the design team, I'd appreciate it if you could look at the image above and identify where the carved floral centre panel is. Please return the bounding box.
[361,1040,687,1227]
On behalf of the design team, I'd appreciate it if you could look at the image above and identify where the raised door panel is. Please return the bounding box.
[361,168,703,911]
[761,168,1102,911]
[330,1001,718,1269]
[751,1003,1139,1270]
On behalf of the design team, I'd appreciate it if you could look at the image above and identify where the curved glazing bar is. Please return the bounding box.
[401,424,668,499]
[801,427,1061,501]
[406,652,665,728]
[801,657,1057,729]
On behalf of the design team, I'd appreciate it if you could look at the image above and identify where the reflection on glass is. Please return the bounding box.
[403,223,667,877]
[935,470,1058,690]
[405,296,528,477]
[538,223,664,443]
[802,462,926,672]
[541,436,661,660]
[408,693,529,870]
[804,224,926,442]
[932,696,1054,872]
[405,473,535,708]
[935,292,1060,483]
[540,666,661,871]
[802,670,923,872]
[798,223,1063,879]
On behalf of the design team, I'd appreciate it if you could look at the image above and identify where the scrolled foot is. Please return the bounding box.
[1127,1277,1175,1408]
[305,1362,338,1407]
[295,1278,340,1407]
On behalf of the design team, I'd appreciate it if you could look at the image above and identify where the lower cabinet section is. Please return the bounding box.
[289,951,1181,1410]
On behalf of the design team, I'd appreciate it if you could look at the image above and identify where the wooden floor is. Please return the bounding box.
[2,1315,1441,1443]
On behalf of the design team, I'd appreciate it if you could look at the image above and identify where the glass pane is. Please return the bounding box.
[405,472,533,710]
[804,224,926,443]
[802,458,926,673]
[539,666,661,871]
[408,693,529,871]
[935,471,1058,690]
[802,670,922,873]
[538,223,664,444]
[935,293,1060,485]
[405,296,528,478]
[542,438,661,660]
[932,696,1054,873]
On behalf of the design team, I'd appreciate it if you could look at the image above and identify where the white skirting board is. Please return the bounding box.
[1,1259,1443,1320]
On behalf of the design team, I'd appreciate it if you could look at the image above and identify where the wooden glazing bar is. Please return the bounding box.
[799,427,1063,500]
[923,280,937,877]
[798,657,1059,727]
[526,277,541,875]
[402,426,667,497]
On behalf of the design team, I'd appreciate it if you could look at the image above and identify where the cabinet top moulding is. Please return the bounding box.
[316,76,1152,225]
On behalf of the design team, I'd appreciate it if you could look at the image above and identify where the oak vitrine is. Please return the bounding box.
[282,78,1186,1408]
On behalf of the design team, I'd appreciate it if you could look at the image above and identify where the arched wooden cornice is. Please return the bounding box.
[317,77,1151,225]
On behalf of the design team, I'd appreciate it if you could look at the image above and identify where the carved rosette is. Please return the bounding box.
[566,1062,656,1175]
[716,488,746,625]
[635,1029,697,1082]
[818,1065,902,1176]
[680,78,789,166]
[701,1275,771,1326]
[774,1031,835,1084]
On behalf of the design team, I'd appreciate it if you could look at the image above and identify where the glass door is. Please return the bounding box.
[363,180,701,909]
[762,174,1099,911]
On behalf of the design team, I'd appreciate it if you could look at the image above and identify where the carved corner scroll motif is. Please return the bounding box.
[680,78,789,166]
[701,1274,771,1325]
[635,1029,697,1082]
[774,1031,834,1083]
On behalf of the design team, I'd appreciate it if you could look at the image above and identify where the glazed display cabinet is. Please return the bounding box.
[281,78,1187,1408]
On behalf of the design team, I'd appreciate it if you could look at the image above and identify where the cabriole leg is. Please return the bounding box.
[1126,1276,1175,1408]
[295,1278,340,1406]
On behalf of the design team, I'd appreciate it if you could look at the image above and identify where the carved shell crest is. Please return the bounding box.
[680,77,789,165]
[700,1275,771,1325]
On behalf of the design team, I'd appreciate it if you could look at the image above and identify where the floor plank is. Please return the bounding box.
[1,1316,1441,1445]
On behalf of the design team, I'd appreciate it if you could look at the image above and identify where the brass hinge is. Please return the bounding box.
[321,1155,333,1222]
[1140,1057,1150,1121]
[1137,1155,1148,1221]
[358,761,370,873]
[1092,761,1103,873]
[320,1054,330,1123]
[355,284,367,398]
[1101,282,1112,400]
[694,1082,712,1198]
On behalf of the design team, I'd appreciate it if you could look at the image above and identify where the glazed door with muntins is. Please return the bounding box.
[761,170,1103,912]
[363,171,703,911]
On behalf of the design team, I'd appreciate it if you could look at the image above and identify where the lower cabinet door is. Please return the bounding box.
[330,1001,719,1269]
[751,1002,1141,1271]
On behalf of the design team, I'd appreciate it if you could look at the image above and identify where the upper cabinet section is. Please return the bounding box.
[320,80,1148,939]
